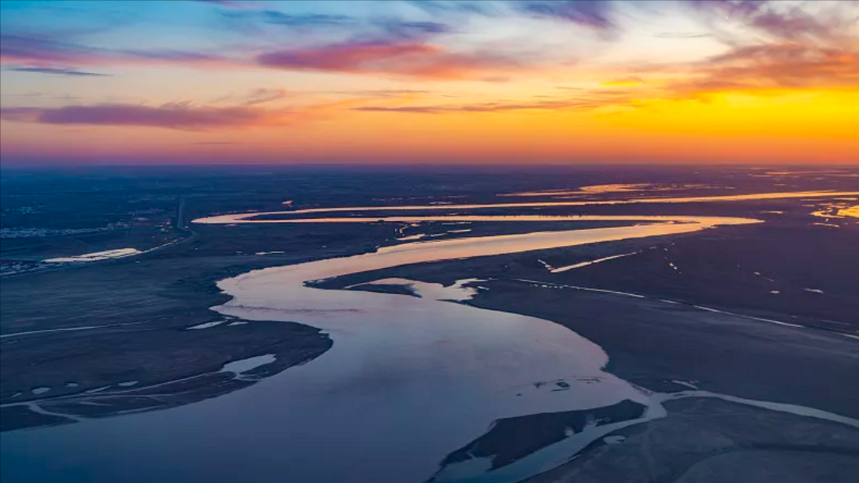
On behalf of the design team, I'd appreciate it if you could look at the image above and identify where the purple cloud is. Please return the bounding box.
[220,9,354,26]
[690,0,766,17]
[517,1,616,31]
[5,66,110,77]
[256,39,525,79]
[0,33,100,66]
[0,33,232,70]
[374,20,453,41]
[689,0,855,44]
[0,102,288,130]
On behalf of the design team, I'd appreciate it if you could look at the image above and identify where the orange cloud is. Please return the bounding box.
[352,89,640,114]
[674,43,859,94]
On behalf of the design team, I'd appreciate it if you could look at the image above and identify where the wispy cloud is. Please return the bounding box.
[689,0,858,45]
[602,76,644,86]
[0,33,233,70]
[218,7,456,46]
[373,20,453,41]
[256,39,524,80]
[517,1,617,33]
[5,66,110,77]
[338,89,432,97]
[0,33,102,66]
[0,102,292,130]
[631,1,859,96]
[673,42,859,93]
[353,90,639,114]
[219,9,355,27]
[654,32,710,39]
[2,30,518,81]
[239,88,287,106]
[407,1,500,17]
[195,0,264,9]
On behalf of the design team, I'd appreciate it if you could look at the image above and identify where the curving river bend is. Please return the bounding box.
[207,214,754,483]
[192,191,858,482]
[4,190,858,483]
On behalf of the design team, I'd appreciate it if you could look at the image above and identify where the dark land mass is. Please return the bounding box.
[337,249,859,479]
[431,399,646,474]
[347,283,419,297]
[523,398,859,483]
[419,275,859,478]
[325,223,858,481]
[1,220,397,431]
[1,320,330,432]
[3,164,856,263]
[1,165,857,482]
[331,219,858,335]
[338,233,859,417]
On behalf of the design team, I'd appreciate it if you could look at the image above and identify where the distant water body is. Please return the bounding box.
[194,190,859,224]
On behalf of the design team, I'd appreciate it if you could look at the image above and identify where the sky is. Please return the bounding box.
[1,0,858,166]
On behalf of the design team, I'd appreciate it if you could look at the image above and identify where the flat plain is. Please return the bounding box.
[1,165,857,483]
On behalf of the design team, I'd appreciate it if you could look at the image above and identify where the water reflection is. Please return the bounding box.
[4,193,857,483]
[194,190,859,224]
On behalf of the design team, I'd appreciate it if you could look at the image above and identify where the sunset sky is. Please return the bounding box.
[1,0,858,165]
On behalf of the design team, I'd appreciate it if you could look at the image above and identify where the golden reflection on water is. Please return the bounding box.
[839,205,859,219]
[193,191,859,225]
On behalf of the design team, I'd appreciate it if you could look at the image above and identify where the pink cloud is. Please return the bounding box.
[1,102,290,130]
[256,40,524,80]
[673,43,859,93]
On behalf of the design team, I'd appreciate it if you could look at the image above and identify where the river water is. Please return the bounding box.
[3,197,856,483]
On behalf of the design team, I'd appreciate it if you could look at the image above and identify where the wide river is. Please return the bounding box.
[3,191,858,483]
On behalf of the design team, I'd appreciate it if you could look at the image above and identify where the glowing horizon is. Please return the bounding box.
[1,0,858,166]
